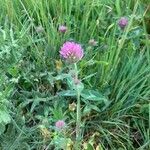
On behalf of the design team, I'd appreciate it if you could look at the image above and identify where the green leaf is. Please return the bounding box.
[58,90,76,97]
[85,143,94,150]
[75,81,84,93]
[0,123,5,135]
[81,90,107,101]
[83,105,92,115]
[140,104,149,115]
[54,74,70,80]
[83,104,101,115]
[8,67,19,77]
[0,105,11,124]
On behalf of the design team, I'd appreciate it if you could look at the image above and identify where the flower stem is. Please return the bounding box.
[74,63,81,149]
[76,90,81,149]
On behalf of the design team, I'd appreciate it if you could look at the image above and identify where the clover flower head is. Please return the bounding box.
[60,41,84,63]
[55,120,66,129]
[118,17,128,29]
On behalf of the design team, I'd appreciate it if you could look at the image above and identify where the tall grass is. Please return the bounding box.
[0,0,149,149]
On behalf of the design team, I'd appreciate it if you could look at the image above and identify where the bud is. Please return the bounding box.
[118,17,128,29]
[55,59,63,71]
[88,39,98,46]
[69,102,76,111]
[59,25,67,33]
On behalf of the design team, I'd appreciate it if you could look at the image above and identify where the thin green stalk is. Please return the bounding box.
[76,90,81,149]
[74,63,81,149]
[113,0,139,68]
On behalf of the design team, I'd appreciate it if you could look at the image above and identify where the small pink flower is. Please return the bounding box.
[88,39,98,46]
[118,17,128,29]
[60,41,84,63]
[55,120,66,129]
[59,25,67,33]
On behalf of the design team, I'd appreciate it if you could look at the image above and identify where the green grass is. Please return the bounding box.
[0,0,150,149]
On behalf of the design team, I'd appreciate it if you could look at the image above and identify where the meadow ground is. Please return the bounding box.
[0,0,150,150]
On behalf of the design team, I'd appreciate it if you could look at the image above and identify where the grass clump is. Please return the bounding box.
[0,0,150,149]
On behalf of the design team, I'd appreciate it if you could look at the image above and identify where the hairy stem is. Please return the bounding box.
[76,90,81,149]
[74,63,81,149]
